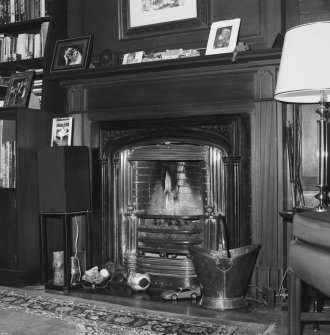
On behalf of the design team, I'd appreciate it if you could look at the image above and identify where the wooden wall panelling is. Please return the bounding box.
[299,0,330,23]
[285,0,300,29]
[85,72,256,112]
[67,0,283,65]
[252,100,283,291]
[66,84,88,114]
[283,0,330,34]
[68,0,84,36]
[251,66,285,291]
[42,0,68,114]
[300,0,330,12]
[213,0,282,48]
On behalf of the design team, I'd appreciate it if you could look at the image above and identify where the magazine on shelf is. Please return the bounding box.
[51,117,73,147]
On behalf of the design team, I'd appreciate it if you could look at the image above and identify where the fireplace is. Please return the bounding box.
[60,50,282,294]
[97,114,250,288]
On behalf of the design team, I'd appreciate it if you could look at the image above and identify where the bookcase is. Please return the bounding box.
[0,1,51,102]
[0,0,67,106]
[0,0,67,286]
[0,107,52,286]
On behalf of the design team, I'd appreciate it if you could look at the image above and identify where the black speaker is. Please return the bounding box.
[37,146,91,212]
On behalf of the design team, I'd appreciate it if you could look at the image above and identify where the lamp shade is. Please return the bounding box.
[274,21,330,103]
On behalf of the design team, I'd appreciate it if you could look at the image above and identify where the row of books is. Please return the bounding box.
[31,77,42,101]
[0,20,48,61]
[0,0,50,24]
[0,140,16,188]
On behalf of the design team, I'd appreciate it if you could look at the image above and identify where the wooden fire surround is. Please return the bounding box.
[47,48,286,293]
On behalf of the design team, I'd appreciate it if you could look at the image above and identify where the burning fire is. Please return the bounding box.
[164,171,172,209]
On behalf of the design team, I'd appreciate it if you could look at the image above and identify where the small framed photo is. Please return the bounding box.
[51,117,73,146]
[3,71,34,108]
[205,19,241,56]
[122,51,144,65]
[50,35,93,72]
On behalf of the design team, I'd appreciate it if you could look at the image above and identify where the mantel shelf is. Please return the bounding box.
[45,48,282,84]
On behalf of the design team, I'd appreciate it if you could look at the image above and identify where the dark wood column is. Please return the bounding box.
[224,156,241,249]
[99,158,108,264]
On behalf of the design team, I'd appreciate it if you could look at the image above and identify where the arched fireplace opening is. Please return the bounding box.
[97,115,250,288]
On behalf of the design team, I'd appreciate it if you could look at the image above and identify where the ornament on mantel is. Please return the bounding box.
[232,42,250,62]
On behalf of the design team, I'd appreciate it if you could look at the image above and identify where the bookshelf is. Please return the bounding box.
[0,1,51,102]
[0,0,67,286]
[0,107,52,286]
[0,0,68,108]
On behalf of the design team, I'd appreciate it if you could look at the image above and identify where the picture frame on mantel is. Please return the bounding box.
[50,35,94,73]
[205,19,241,56]
[118,0,210,40]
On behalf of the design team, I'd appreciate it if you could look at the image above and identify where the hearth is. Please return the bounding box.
[96,114,250,288]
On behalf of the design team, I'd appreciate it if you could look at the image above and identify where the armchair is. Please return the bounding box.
[288,210,330,334]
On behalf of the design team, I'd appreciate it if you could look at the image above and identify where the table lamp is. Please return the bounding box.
[274,21,330,212]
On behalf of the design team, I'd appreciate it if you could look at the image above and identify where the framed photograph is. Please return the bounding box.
[122,51,144,65]
[50,35,93,72]
[3,71,34,108]
[205,19,241,56]
[118,0,209,40]
[51,117,73,146]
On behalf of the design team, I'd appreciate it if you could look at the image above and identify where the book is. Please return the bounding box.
[34,0,39,18]
[9,0,15,22]
[12,140,16,188]
[51,117,73,147]
[28,92,40,109]
[33,33,41,58]
[40,21,49,57]
[7,140,12,187]
[39,0,44,17]
[16,33,29,59]
[0,143,5,187]
[0,120,15,188]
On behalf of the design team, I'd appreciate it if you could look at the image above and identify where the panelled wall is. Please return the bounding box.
[53,0,330,292]
[67,0,282,59]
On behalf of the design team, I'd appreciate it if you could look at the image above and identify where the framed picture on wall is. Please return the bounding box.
[118,0,209,40]
[205,19,241,56]
[3,71,34,108]
[50,35,94,72]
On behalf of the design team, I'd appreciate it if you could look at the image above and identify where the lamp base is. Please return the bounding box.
[315,185,330,212]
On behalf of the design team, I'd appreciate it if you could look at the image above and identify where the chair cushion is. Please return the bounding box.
[293,211,330,248]
[289,239,330,297]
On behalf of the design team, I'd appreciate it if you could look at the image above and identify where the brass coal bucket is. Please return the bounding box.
[189,244,261,310]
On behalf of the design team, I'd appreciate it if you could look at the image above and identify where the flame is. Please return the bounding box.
[164,171,172,209]
[164,171,172,194]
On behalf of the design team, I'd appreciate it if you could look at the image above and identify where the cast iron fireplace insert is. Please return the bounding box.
[96,114,250,288]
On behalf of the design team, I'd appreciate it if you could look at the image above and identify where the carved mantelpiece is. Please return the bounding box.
[47,49,282,119]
